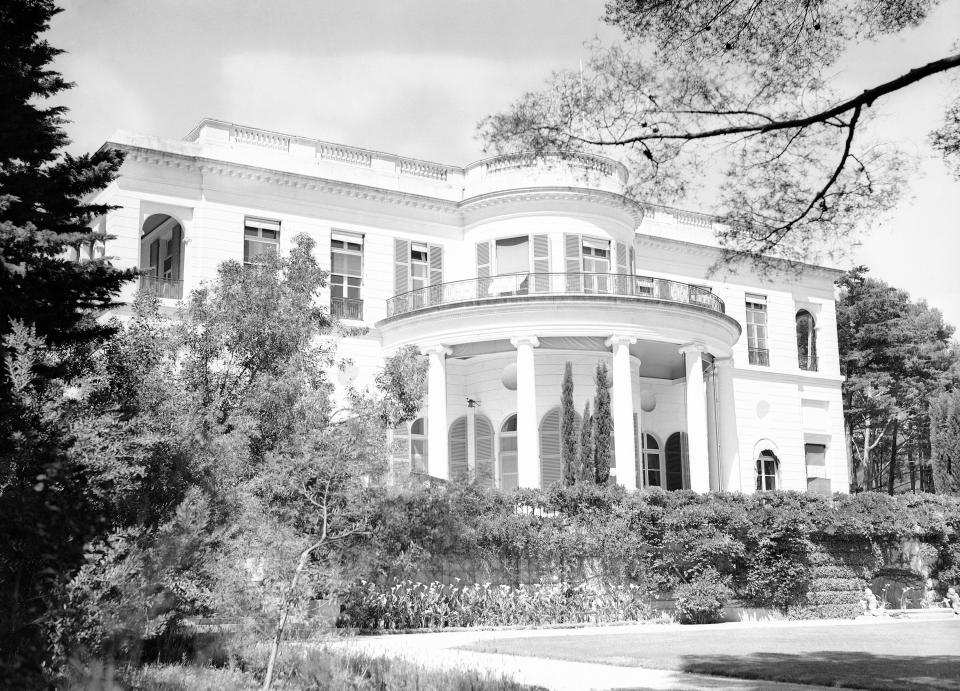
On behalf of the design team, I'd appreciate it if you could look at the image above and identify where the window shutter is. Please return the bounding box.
[633,413,641,489]
[475,415,495,487]
[629,246,636,274]
[539,407,563,488]
[476,241,491,277]
[394,238,410,296]
[564,233,581,292]
[448,416,469,483]
[170,225,182,280]
[428,244,443,305]
[616,241,628,274]
[532,234,549,292]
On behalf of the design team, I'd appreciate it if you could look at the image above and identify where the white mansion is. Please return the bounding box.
[90,119,848,494]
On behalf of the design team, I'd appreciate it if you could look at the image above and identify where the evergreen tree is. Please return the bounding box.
[560,361,578,486]
[580,399,594,483]
[594,361,613,484]
[0,2,132,681]
[931,391,960,495]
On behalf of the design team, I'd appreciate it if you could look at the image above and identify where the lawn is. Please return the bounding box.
[463,620,960,690]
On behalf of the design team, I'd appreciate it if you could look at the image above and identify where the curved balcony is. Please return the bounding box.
[463,152,628,198]
[384,272,725,320]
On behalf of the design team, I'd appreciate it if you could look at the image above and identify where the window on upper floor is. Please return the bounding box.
[244,217,280,266]
[582,237,611,293]
[410,242,429,291]
[796,309,818,371]
[745,294,769,366]
[331,232,363,320]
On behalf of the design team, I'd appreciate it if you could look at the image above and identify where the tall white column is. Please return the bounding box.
[424,345,452,481]
[606,335,638,490]
[680,343,710,492]
[714,357,741,492]
[511,336,540,488]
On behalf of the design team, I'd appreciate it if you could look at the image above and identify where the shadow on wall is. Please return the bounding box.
[679,651,960,690]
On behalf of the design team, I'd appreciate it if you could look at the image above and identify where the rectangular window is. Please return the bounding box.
[494,236,530,294]
[331,231,363,320]
[410,242,429,291]
[745,294,769,366]
[582,237,610,293]
[244,218,280,265]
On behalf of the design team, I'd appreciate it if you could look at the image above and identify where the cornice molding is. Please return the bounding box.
[459,187,645,225]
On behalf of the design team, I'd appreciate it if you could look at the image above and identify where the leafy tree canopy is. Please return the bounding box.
[480,1,959,269]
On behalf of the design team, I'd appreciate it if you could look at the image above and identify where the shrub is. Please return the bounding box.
[673,570,732,624]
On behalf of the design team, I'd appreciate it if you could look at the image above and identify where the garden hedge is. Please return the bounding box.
[331,485,960,627]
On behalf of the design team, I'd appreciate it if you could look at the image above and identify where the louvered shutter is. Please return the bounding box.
[448,416,469,483]
[564,233,581,292]
[539,407,563,487]
[428,244,443,306]
[629,246,636,274]
[476,240,491,298]
[531,234,550,293]
[394,238,410,295]
[615,241,628,294]
[475,415,495,487]
[391,423,410,483]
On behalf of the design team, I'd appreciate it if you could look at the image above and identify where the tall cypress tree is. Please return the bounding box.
[594,361,613,484]
[931,391,960,495]
[0,2,131,681]
[560,361,578,486]
[580,399,594,482]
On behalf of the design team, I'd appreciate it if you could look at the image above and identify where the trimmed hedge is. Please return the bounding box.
[331,485,960,626]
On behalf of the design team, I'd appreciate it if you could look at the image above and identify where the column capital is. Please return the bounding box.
[678,341,707,356]
[605,334,637,348]
[510,336,540,349]
[421,344,452,358]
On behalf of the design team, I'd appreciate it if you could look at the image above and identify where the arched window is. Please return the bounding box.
[448,414,496,485]
[664,432,689,491]
[756,450,779,491]
[499,415,518,490]
[796,310,817,371]
[410,417,427,474]
[637,433,663,489]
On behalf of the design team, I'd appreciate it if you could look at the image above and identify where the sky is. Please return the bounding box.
[48,0,960,329]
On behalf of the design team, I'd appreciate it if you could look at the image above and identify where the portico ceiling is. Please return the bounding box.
[448,336,691,380]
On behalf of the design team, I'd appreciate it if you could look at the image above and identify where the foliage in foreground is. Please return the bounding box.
[338,579,652,630]
[113,647,539,691]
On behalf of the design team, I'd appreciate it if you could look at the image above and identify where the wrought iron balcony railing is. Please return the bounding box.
[748,347,770,366]
[385,272,725,319]
[331,297,364,321]
[139,274,183,300]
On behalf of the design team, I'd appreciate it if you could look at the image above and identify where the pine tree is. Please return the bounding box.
[580,400,594,482]
[931,391,960,495]
[0,2,132,681]
[560,361,578,486]
[0,0,132,364]
[594,361,613,484]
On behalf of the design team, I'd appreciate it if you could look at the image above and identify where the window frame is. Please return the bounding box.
[331,231,364,320]
[499,414,519,490]
[756,450,779,491]
[243,217,281,266]
[642,432,663,488]
[745,294,769,366]
[796,309,818,371]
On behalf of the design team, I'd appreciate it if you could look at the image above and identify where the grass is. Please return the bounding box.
[463,619,960,690]
[107,646,544,690]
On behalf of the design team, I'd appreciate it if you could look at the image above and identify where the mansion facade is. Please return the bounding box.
[90,119,848,494]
